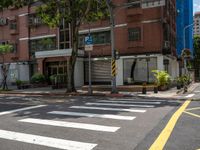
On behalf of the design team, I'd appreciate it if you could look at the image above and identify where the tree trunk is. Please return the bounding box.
[66,23,79,93]
[1,63,9,90]
[130,59,137,81]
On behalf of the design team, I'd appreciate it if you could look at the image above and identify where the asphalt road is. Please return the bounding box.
[0,94,197,150]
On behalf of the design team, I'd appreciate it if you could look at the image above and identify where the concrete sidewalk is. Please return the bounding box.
[0,85,185,99]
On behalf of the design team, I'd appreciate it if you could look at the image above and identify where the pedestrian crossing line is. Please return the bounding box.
[108,98,166,102]
[85,103,155,108]
[98,100,161,105]
[0,129,97,150]
[48,111,136,120]
[0,105,46,116]
[19,118,120,132]
[70,106,146,113]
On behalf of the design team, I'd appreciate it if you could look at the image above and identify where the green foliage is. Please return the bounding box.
[176,75,191,85]
[0,44,12,54]
[31,73,46,83]
[194,35,200,56]
[15,79,22,86]
[152,70,171,87]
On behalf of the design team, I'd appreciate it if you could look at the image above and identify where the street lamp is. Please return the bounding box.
[183,23,193,74]
[105,0,138,93]
[183,23,193,49]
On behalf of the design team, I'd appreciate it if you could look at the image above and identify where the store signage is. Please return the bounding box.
[0,17,8,26]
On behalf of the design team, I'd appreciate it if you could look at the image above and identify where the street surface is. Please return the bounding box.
[0,90,199,150]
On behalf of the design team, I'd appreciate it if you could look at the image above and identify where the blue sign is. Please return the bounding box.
[85,36,93,45]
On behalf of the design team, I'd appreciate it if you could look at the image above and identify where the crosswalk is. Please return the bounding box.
[0,98,165,150]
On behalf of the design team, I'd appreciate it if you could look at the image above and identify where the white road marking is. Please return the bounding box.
[185,94,195,98]
[0,105,46,116]
[0,129,97,150]
[85,102,154,108]
[108,98,166,102]
[19,118,120,132]
[98,100,161,104]
[48,111,136,120]
[70,106,146,113]
[194,91,200,93]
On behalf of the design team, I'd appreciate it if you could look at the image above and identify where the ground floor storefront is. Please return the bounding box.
[2,53,179,87]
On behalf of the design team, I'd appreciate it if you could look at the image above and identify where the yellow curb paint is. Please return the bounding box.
[149,99,191,150]
[184,111,200,119]
[186,107,200,111]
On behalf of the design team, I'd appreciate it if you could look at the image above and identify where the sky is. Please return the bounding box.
[194,0,200,14]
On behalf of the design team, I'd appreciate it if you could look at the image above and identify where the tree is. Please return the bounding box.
[0,44,12,90]
[0,0,108,92]
[193,35,200,80]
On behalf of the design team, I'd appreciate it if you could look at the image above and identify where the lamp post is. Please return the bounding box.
[105,0,138,93]
[183,23,193,49]
[105,0,118,94]
[183,23,193,74]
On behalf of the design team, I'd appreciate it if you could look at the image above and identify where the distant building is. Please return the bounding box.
[0,0,178,86]
[176,0,193,57]
[194,12,200,35]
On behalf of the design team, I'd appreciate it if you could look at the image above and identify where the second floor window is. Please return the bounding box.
[128,0,141,8]
[30,37,57,52]
[9,21,17,30]
[128,28,141,41]
[79,31,111,47]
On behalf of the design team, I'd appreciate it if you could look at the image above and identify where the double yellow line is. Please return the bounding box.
[149,99,192,150]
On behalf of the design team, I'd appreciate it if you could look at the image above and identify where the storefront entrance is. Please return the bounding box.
[45,61,67,84]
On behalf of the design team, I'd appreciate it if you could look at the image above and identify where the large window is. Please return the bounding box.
[30,37,56,53]
[79,31,111,47]
[59,19,70,49]
[128,28,141,41]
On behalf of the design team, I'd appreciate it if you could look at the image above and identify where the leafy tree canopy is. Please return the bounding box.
[194,35,200,56]
[0,44,12,54]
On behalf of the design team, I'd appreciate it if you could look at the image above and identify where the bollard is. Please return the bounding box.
[154,86,158,93]
[142,83,147,94]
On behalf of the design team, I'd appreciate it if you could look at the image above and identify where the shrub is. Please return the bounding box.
[15,79,22,86]
[31,73,46,84]
[152,70,171,87]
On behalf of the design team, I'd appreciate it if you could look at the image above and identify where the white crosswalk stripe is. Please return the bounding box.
[70,106,146,113]
[48,111,136,120]
[19,118,120,132]
[0,129,97,150]
[98,100,161,104]
[0,105,46,116]
[108,98,166,102]
[85,102,155,108]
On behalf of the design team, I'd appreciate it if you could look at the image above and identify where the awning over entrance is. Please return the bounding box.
[35,49,84,59]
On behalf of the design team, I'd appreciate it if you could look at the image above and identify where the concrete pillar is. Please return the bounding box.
[157,55,164,71]
[37,58,44,74]
[116,58,123,86]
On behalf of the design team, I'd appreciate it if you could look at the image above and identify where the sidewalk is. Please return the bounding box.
[0,84,193,99]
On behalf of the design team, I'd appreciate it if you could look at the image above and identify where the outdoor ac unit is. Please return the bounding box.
[164,41,170,49]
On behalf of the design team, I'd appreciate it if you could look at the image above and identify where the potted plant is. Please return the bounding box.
[175,77,182,89]
[152,70,171,91]
[16,79,22,89]
[31,73,46,87]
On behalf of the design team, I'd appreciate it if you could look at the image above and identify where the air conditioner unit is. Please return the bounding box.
[164,41,170,49]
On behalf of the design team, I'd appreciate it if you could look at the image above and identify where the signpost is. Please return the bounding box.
[85,35,93,95]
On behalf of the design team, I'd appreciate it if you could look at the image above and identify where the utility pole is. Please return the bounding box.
[105,0,118,94]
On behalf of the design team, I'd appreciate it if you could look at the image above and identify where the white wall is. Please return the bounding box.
[116,58,123,86]
[74,58,84,87]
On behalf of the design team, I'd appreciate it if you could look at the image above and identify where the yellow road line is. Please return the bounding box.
[186,107,200,111]
[149,99,191,150]
[184,111,200,119]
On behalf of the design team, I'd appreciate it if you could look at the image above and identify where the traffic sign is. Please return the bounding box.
[85,36,93,45]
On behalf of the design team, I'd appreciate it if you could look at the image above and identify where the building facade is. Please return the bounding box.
[0,0,178,86]
[194,12,200,35]
[176,0,193,57]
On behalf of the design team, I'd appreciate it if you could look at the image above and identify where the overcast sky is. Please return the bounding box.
[194,0,200,13]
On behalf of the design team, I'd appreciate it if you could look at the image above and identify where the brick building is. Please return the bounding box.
[0,0,178,86]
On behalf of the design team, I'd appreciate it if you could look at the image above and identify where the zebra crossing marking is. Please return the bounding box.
[0,129,97,150]
[19,118,120,132]
[0,105,46,116]
[48,111,136,120]
[85,102,155,108]
[98,100,161,104]
[70,106,146,113]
